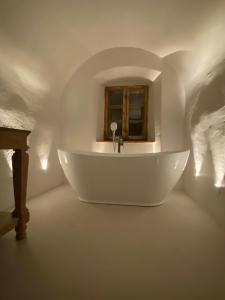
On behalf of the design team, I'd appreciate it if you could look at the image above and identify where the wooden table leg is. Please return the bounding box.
[12,149,30,240]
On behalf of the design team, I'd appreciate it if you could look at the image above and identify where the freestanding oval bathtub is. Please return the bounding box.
[58,149,189,206]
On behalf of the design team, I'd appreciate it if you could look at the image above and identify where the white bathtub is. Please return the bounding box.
[58,149,189,206]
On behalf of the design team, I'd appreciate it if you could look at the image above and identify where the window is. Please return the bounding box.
[104,85,148,141]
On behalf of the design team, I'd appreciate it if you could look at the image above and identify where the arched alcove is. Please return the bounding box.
[61,47,161,150]
[60,47,185,152]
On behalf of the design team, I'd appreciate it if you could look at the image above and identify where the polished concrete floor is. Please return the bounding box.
[1,185,225,300]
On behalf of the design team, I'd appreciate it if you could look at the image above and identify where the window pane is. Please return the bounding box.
[109,108,122,122]
[105,85,148,140]
[129,107,144,120]
[129,89,145,106]
[108,89,123,106]
[129,122,143,136]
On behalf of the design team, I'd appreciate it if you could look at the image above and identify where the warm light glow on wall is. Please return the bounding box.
[191,116,208,177]
[3,149,14,173]
[58,152,68,166]
[64,155,68,164]
[36,128,53,172]
[13,65,49,95]
[185,8,225,96]
[92,141,105,153]
[191,106,225,187]
[0,49,50,110]
[40,157,48,171]
[214,180,225,188]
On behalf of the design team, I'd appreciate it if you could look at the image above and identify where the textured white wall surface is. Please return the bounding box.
[0,0,225,210]
[184,71,225,229]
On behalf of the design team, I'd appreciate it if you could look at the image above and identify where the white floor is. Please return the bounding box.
[1,185,225,300]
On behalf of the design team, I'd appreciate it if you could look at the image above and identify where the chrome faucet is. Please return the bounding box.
[117,136,124,153]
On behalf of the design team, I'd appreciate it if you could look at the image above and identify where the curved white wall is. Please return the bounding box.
[0,45,187,211]
[0,51,64,210]
[0,1,224,211]
[184,70,225,228]
[0,89,63,210]
[61,47,185,154]
[161,61,186,151]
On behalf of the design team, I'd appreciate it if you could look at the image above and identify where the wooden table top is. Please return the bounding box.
[0,127,31,150]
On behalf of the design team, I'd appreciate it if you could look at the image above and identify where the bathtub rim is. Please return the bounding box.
[58,148,190,158]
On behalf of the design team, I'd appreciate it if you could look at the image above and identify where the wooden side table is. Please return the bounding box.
[0,127,31,240]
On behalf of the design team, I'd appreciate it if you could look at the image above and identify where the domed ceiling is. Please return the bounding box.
[0,0,224,102]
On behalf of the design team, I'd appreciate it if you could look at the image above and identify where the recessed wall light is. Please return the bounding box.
[40,158,48,171]
[214,180,225,188]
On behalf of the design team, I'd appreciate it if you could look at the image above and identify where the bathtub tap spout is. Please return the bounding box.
[117,136,124,153]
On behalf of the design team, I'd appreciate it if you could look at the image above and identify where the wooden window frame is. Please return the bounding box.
[104,85,148,141]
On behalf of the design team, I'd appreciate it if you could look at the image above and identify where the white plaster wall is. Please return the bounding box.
[27,106,64,199]
[184,71,225,229]
[0,30,65,211]
[0,87,63,211]
[61,47,186,157]
[151,75,162,151]
[0,0,224,211]
[0,44,186,212]
[161,62,186,151]
[61,48,163,151]
[0,152,14,211]
[0,134,63,211]
[62,77,103,151]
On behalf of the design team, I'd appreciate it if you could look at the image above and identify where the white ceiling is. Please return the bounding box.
[0,0,225,101]
[95,66,161,83]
